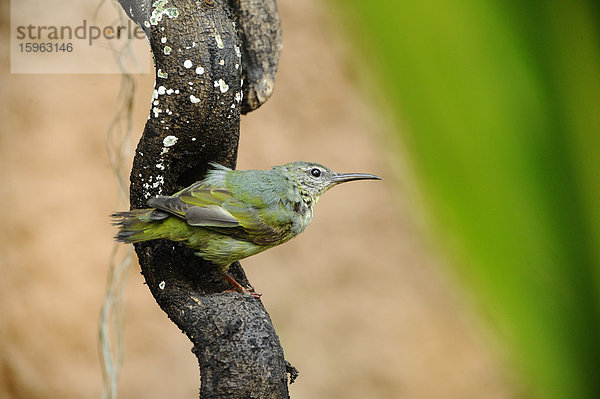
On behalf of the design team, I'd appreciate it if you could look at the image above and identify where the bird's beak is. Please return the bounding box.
[332,172,382,184]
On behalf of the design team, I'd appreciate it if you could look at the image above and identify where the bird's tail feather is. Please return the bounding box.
[111,209,169,243]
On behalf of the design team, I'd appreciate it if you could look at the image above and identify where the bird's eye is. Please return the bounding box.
[310,168,321,177]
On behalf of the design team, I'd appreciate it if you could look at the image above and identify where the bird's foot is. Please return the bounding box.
[224,287,262,299]
[222,272,262,299]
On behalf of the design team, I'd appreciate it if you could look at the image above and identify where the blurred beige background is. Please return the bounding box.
[0,0,518,397]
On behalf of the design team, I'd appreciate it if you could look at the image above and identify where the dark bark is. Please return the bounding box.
[119,0,281,113]
[116,0,290,397]
[228,0,282,113]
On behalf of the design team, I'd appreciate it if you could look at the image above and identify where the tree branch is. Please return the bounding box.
[116,0,290,396]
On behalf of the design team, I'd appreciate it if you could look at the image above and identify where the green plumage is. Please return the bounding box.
[113,161,380,291]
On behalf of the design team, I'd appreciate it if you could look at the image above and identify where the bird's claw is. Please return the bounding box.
[223,272,262,299]
[224,287,262,299]
[240,286,262,299]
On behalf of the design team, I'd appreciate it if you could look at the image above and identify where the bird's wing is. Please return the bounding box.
[147,187,239,227]
[147,185,290,244]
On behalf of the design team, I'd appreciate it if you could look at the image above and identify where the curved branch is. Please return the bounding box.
[229,0,283,113]
[116,0,290,396]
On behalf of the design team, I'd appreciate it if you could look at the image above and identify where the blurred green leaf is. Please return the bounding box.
[332,1,600,398]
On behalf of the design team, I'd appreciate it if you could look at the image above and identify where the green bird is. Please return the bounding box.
[113,161,381,296]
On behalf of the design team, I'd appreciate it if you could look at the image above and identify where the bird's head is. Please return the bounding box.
[281,161,381,202]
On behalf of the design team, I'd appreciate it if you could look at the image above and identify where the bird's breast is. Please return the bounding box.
[290,198,313,233]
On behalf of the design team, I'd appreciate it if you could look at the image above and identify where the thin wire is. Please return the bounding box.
[96,1,140,398]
